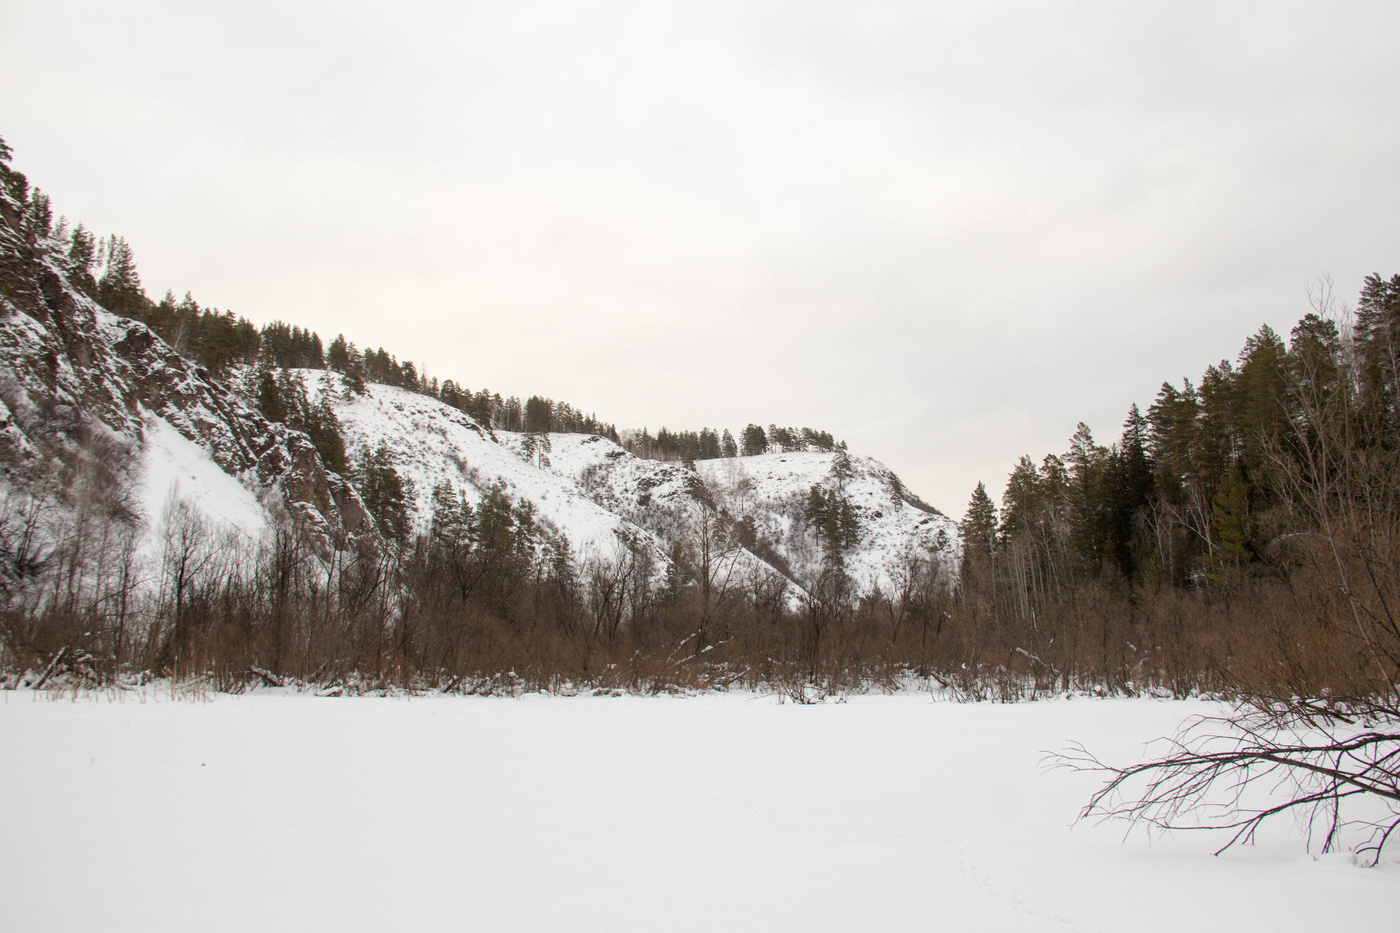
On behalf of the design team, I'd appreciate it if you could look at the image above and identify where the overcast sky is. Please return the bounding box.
[3,1,1398,514]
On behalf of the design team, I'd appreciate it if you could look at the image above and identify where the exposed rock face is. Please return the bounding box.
[0,181,372,547]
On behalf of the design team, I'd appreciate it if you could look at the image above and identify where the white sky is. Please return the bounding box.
[3,1,1398,515]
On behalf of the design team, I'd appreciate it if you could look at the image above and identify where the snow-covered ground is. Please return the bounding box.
[2,692,1394,932]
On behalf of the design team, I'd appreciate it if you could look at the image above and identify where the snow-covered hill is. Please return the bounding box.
[698,452,960,598]
[526,431,796,594]
[298,370,960,600]
[297,372,798,595]
[299,371,671,573]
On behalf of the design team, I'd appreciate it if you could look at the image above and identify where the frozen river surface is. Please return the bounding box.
[1,690,1395,932]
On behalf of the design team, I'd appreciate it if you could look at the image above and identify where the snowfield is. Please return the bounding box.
[2,692,1395,932]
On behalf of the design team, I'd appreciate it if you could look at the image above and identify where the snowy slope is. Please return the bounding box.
[530,431,799,595]
[698,451,960,598]
[301,372,670,570]
[137,416,269,548]
[296,370,958,599]
[513,432,702,542]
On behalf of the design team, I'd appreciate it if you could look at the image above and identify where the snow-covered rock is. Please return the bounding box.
[0,193,372,550]
[536,431,799,595]
[697,452,960,598]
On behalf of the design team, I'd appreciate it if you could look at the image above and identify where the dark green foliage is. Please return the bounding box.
[352,442,415,542]
[326,334,352,373]
[434,383,617,440]
[1205,462,1251,579]
[296,397,348,475]
[1237,325,1290,478]
[962,482,998,557]
[95,235,144,319]
[326,335,367,394]
[741,424,768,456]
[477,485,536,559]
[429,480,473,544]
[123,292,260,377]
[255,370,347,474]
[625,426,725,462]
[66,224,99,297]
[0,133,29,210]
[359,346,424,391]
[1355,272,1400,438]
[805,484,860,563]
[633,422,839,463]
[260,320,325,370]
[256,370,286,424]
[662,540,693,605]
[985,275,1400,592]
[524,395,553,434]
[767,424,837,453]
[27,189,52,239]
[803,427,837,451]
[831,443,854,482]
[1108,405,1153,579]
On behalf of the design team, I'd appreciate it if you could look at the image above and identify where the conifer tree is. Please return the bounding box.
[1206,462,1251,580]
[97,235,145,318]
[256,369,286,424]
[1064,423,1110,571]
[352,443,414,542]
[1238,325,1291,479]
[1355,272,1400,435]
[343,342,366,394]
[429,480,472,543]
[831,442,854,484]
[740,424,768,456]
[326,334,351,372]
[67,224,98,296]
[1109,404,1153,580]
[961,482,999,592]
[28,189,52,239]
